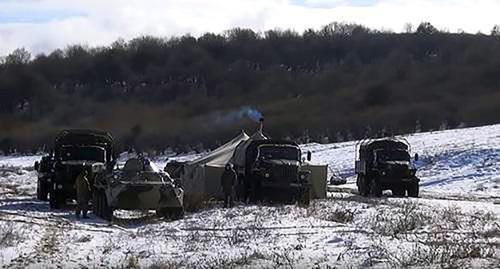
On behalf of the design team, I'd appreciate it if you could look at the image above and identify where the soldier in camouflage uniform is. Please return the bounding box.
[74,169,91,218]
[221,163,237,208]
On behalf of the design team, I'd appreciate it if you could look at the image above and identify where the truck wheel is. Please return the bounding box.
[357,175,369,196]
[369,179,382,197]
[407,182,419,198]
[392,187,406,197]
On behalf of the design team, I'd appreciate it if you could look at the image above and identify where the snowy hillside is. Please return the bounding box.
[302,124,500,198]
[0,124,499,268]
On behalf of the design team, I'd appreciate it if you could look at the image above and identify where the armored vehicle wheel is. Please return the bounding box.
[37,181,49,201]
[392,187,406,197]
[369,179,382,197]
[407,182,419,198]
[157,207,184,220]
[357,175,369,196]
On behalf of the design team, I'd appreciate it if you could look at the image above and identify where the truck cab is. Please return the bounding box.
[355,138,419,197]
[232,139,311,205]
[49,129,115,209]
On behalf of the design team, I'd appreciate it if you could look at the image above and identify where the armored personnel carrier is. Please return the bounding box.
[355,138,420,197]
[50,130,115,209]
[93,156,184,221]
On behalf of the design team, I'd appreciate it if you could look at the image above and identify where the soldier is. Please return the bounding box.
[74,169,91,218]
[221,163,237,208]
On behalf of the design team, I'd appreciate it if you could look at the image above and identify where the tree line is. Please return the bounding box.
[1,22,500,153]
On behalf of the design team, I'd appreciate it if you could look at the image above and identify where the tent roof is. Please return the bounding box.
[230,130,268,167]
[187,131,250,168]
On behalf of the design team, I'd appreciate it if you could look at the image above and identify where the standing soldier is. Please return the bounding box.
[74,169,91,218]
[221,163,237,208]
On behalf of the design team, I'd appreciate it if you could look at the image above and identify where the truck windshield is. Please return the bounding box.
[60,146,106,162]
[376,150,410,162]
[258,145,300,161]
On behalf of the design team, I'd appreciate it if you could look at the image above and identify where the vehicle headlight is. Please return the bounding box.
[382,171,386,176]
[57,184,63,190]
[264,173,270,178]
[47,178,51,182]
[300,174,306,180]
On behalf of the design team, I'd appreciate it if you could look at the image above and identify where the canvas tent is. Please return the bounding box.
[230,130,268,168]
[181,130,328,207]
[181,131,250,204]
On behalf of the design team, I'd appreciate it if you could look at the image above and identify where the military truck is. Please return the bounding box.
[50,130,115,209]
[93,157,184,221]
[355,138,419,197]
[34,154,55,201]
[231,138,312,205]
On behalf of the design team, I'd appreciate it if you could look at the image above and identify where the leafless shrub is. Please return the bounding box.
[368,201,431,237]
[269,248,296,269]
[376,231,497,268]
[0,222,23,247]
[308,200,358,224]
[122,255,141,269]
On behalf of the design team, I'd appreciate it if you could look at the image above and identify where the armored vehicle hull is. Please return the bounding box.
[94,157,184,221]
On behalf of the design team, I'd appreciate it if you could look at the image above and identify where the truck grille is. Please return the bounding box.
[273,166,298,181]
[389,165,410,178]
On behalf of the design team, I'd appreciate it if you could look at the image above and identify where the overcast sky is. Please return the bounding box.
[1,0,499,56]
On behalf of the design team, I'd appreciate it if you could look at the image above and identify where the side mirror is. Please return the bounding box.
[34,161,39,171]
[307,151,312,162]
[414,153,419,162]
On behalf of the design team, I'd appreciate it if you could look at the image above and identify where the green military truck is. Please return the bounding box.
[355,138,420,197]
[49,130,115,209]
[231,138,312,205]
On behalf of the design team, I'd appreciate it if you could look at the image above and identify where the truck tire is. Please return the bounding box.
[392,186,406,197]
[407,182,419,198]
[369,179,382,197]
[357,175,369,196]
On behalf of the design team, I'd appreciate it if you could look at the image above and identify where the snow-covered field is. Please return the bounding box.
[0,125,499,268]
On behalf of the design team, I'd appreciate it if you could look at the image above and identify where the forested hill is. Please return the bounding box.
[1,22,500,153]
